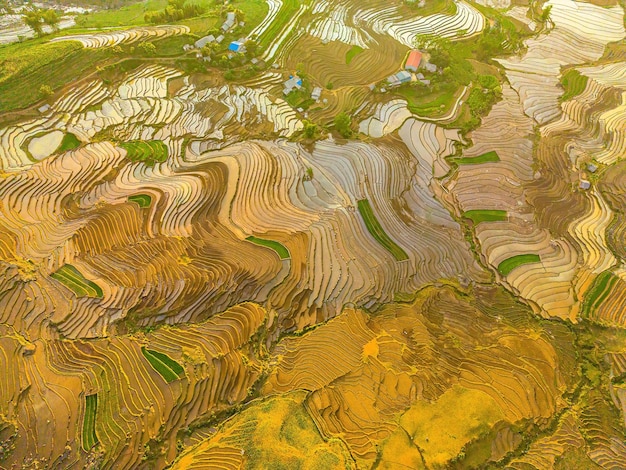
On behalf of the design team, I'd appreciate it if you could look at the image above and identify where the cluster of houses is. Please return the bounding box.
[384,49,439,88]
[580,162,598,190]
[184,11,247,58]
[283,75,303,95]
[387,70,412,87]
[181,8,328,107]
[282,74,324,105]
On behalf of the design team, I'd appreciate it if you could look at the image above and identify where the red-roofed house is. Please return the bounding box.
[405,50,422,72]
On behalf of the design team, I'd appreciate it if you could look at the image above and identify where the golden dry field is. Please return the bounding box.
[1,0,626,468]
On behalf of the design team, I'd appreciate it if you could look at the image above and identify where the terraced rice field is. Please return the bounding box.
[82,394,99,451]
[345,45,364,65]
[128,193,152,208]
[51,25,191,48]
[257,0,299,51]
[451,150,500,165]
[57,132,82,152]
[1,0,626,467]
[497,254,541,276]
[141,347,185,382]
[463,209,508,224]
[357,199,409,261]
[246,236,290,259]
[560,69,589,102]
[51,264,104,298]
[120,140,169,165]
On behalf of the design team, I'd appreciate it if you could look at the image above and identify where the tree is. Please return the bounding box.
[0,1,14,14]
[414,34,451,68]
[137,41,157,55]
[39,84,54,97]
[42,9,60,32]
[541,5,553,27]
[144,0,204,24]
[303,167,314,181]
[202,42,219,57]
[333,112,352,138]
[244,39,258,58]
[168,0,185,10]
[23,9,43,37]
[233,8,245,22]
[303,122,317,139]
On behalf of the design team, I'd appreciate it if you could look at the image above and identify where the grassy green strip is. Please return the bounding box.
[357,199,409,261]
[73,0,168,28]
[57,132,82,153]
[51,264,103,298]
[399,86,457,118]
[145,348,184,375]
[120,140,168,166]
[256,0,299,50]
[497,254,541,276]
[0,39,113,113]
[463,209,507,224]
[581,271,619,317]
[345,45,364,65]
[128,194,152,208]
[82,394,98,451]
[142,347,184,382]
[560,69,588,102]
[246,236,290,259]
[451,151,500,165]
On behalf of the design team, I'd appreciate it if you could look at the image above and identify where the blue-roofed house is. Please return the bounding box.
[229,40,245,52]
[396,71,412,83]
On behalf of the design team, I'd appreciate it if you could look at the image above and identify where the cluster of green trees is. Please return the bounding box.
[42,0,136,8]
[411,29,511,131]
[333,112,352,138]
[0,0,14,14]
[464,74,501,131]
[474,19,525,61]
[144,0,205,24]
[137,41,157,55]
[22,8,60,36]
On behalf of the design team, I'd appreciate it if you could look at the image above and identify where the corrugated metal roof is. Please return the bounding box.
[406,50,422,70]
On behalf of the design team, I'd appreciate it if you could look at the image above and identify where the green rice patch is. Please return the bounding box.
[128,194,152,208]
[345,45,364,65]
[581,270,619,317]
[256,0,299,50]
[463,210,507,224]
[560,69,588,102]
[51,264,103,298]
[56,132,82,153]
[246,236,290,259]
[82,394,98,451]
[357,199,409,261]
[497,254,541,276]
[142,347,185,383]
[451,151,500,165]
[120,140,168,166]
